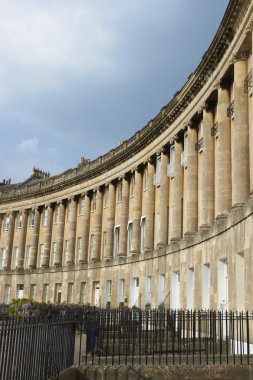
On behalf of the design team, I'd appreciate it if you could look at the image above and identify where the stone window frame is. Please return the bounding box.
[26,245,31,268]
[114,225,120,257]
[0,247,6,270]
[16,213,22,230]
[117,182,122,203]
[12,246,19,269]
[28,210,35,228]
[42,208,48,226]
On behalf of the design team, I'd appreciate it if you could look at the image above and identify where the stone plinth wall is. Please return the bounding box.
[57,365,253,380]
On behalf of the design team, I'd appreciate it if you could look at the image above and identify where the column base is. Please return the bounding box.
[232,203,244,209]
[156,242,166,247]
[117,254,127,258]
[170,237,180,243]
[184,231,196,237]
[215,213,228,221]
[78,259,87,264]
[130,250,140,256]
[199,224,211,231]
[66,261,74,266]
[104,257,113,261]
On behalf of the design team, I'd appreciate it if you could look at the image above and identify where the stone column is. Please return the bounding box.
[0,214,2,240]
[183,125,198,235]
[17,210,28,270]
[232,54,249,206]
[29,207,41,268]
[105,183,116,260]
[54,201,65,266]
[216,83,232,217]
[158,150,169,246]
[199,105,214,228]
[79,194,91,263]
[42,204,53,267]
[67,197,77,265]
[131,168,142,254]
[250,32,253,193]
[170,140,183,240]
[4,212,15,269]
[118,176,129,257]
[91,189,103,262]
[145,160,155,251]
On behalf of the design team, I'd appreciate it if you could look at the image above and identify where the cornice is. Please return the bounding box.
[0,0,251,205]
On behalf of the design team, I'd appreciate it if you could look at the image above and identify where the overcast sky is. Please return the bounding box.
[0,0,228,183]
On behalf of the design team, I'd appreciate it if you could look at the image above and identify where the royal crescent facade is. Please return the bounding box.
[1,0,253,310]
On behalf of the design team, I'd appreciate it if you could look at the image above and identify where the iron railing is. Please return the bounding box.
[1,308,253,378]
[0,314,76,380]
[77,309,253,366]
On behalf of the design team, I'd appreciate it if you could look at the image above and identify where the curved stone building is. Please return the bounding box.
[1,0,253,310]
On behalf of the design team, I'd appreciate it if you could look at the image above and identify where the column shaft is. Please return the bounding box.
[184,127,198,234]
[42,205,53,267]
[29,208,41,268]
[55,202,65,266]
[0,215,2,241]
[131,170,142,253]
[232,58,249,206]
[67,199,77,265]
[17,211,28,269]
[158,152,169,245]
[105,183,116,260]
[79,195,91,263]
[91,190,103,262]
[118,178,129,257]
[250,33,253,193]
[199,109,214,228]
[4,212,15,269]
[145,162,155,251]
[216,86,232,216]
[170,141,183,240]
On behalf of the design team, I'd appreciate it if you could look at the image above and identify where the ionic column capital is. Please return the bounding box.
[44,203,53,209]
[118,173,130,181]
[230,51,250,65]
[93,187,100,193]
[213,79,222,91]
[56,200,65,206]
[197,101,208,114]
[68,196,77,202]
[182,120,193,130]
[31,206,40,212]
[7,211,15,218]
[155,148,162,156]
[169,134,180,144]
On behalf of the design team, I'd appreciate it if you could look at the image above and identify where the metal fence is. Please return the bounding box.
[78,308,253,366]
[1,308,253,379]
[0,315,76,380]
